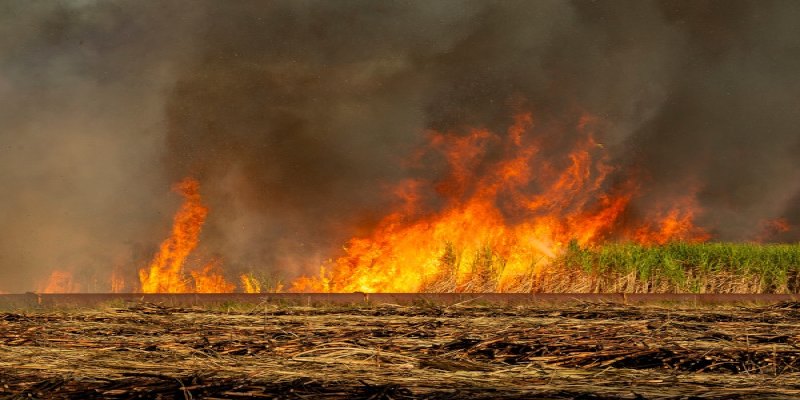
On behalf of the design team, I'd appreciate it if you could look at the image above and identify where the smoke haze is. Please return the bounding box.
[2,0,799,291]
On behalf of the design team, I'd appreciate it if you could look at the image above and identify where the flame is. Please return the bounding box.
[768,218,792,234]
[240,273,262,293]
[138,178,207,293]
[137,177,237,293]
[39,270,79,293]
[110,268,125,293]
[192,260,236,293]
[629,191,710,245]
[291,112,708,292]
[753,218,792,242]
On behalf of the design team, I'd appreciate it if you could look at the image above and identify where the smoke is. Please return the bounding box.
[2,1,799,291]
[0,1,202,291]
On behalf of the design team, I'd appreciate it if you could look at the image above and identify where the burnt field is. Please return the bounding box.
[2,301,800,399]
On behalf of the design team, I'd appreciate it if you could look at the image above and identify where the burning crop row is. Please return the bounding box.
[37,112,798,294]
[292,112,712,293]
[38,240,800,294]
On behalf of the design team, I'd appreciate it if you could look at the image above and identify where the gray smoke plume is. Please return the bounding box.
[0,1,202,291]
[2,0,799,292]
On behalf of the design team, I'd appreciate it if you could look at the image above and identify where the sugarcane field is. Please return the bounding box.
[4,1,800,398]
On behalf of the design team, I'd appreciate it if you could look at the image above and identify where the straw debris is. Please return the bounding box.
[1,301,800,398]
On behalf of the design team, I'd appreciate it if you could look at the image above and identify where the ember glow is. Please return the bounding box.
[291,113,708,293]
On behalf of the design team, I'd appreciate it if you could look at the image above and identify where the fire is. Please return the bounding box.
[138,178,207,293]
[39,270,79,293]
[240,273,262,293]
[34,112,716,294]
[110,269,125,293]
[753,218,792,242]
[138,177,235,293]
[632,198,710,245]
[767,218,792,234]
[291,112,708,293]
[191,260,235,293]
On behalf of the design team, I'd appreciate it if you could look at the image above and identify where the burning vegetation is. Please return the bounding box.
[35,112,799,294]
[292,112,710,293]
[138,178,209,293]
[136,178,254,294]
[11,2,800,295]
[6,2,800,398]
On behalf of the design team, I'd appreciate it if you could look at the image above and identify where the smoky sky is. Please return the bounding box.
[2,0,799,292]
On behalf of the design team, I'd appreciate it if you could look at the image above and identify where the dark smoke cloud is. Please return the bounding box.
[2,1,799,291]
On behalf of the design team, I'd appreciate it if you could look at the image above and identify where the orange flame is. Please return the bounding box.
[192,259,235,293]
[768,218,791,233]
[240,273,262,293]
[39,270,79,293]
[632,196,710,245]
[139,178,207,293]
[753,218,792,243]
[110,268,125,293]
[138,177,236,293]
[291,112,708,292]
